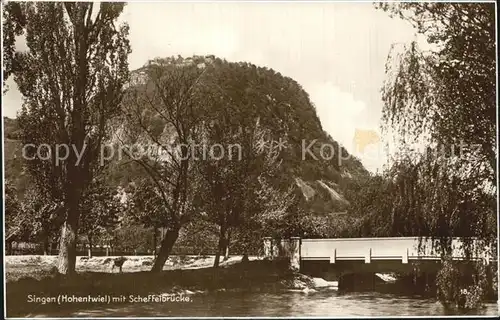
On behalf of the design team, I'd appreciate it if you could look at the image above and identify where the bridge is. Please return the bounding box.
[263,237,494,281]
[300,237,492,264]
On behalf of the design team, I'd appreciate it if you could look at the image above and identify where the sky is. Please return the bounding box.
[2,1,420,172]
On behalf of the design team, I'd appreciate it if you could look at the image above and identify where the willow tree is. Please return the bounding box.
[378,2,496,247]
[4,2,130,274]
[378,2,496,182]
[376,4,497,307]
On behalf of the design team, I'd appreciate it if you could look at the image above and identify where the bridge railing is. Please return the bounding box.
[300,237,492,264]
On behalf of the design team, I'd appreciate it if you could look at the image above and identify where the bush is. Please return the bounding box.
[436,260,462,306]
[111,225,154,254]
[436,259,490,310]
[142,260,153,266]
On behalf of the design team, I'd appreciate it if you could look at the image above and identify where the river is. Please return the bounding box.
[40,290,498,317]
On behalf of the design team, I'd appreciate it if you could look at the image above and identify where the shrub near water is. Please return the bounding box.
[436,259,490,310]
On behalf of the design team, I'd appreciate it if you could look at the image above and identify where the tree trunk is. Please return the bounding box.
[223,229,231,261]
[88,235,93,258]
[153,227,157,257]
[242,253,249,263]
[213,248,221,268]
[7,240,13,255]
[43,236,50,256]
[150,227,180,273]
[223,244,229,261]
[214,227,227,268]
[57,214,78,275]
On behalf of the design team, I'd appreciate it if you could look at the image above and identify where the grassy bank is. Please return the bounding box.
[5,254,232,278]
[5,255,318,317]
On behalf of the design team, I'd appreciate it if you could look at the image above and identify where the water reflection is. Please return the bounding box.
[52,291,498,317]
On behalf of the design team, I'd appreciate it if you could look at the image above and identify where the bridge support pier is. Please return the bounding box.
[289,237,301,271]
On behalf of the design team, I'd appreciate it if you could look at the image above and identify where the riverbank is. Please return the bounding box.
[5,254,241,278]
[6,255,333,317]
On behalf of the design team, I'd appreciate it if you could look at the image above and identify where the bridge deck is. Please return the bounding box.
[300,237,491,264]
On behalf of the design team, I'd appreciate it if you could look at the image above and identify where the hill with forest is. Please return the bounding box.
[3,117,30,199]
[3,55,369,230]
[112,55,369,221]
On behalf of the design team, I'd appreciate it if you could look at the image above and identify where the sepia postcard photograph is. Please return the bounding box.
[1,0,499,318]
